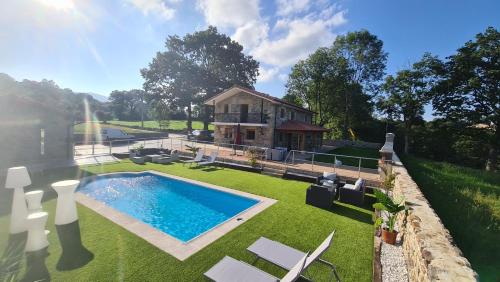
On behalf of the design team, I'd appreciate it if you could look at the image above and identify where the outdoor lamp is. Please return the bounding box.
[5,166,31,234]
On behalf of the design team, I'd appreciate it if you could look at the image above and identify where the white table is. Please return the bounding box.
[25,212,49,252]
[51,180,80,225]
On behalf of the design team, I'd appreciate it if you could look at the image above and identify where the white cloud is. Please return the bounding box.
[196,0,348,76]
[278,73,288,81]
[276,0,310,16]
[232,21,269,50]
[196,0,260,28]
[126,0,176,20]
[257,66,280,82]
[251,10,346,67]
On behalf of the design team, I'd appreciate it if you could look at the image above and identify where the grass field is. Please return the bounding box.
[109,120,214,131]
[0,161,374,281]
[314,147,380,169]
[401,155,500,281]
[74,122,155,134]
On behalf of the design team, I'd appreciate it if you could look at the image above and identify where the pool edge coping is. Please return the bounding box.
[76,170,277,261]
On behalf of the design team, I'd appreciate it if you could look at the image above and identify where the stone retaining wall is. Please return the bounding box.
[391,153,478,281]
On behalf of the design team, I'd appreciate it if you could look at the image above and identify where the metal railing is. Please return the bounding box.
[214,113,269,124]
[73,137,382,178]
[283,149,381,177]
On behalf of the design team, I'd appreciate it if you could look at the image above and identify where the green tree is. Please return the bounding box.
[381,56,434,154]
[431,27,499,171]
[286,31,383,138]
[109,90,142,120]
[331,29,387,94]
[141,48,200,132]
[181,26,260,130]
[142,26,259,132]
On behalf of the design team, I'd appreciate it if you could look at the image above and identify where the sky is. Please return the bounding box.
[1,0,499,119]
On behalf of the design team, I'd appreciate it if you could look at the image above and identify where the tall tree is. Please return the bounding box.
[142,26,259,132]
[109,90,142,120]
[431,27,500,170]
[381,55,434,154]
[181,26,259,130]
[141,49,200,132]
[331,29,387,94]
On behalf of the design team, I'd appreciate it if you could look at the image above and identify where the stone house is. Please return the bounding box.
[0,95,74,171]
[204,85,328,150]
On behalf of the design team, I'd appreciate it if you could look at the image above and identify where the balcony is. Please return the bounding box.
[214,113,269,124]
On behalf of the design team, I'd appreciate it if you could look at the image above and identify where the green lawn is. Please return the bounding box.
[74,122,156,134]
[109,120,214,131]
[401,155,500,281]
[0,161,374,281]
[314,147,380,169]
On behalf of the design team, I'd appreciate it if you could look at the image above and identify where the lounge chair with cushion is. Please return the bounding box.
[306,185,336,209]
[181,149,204,166]
[338,178,366,206]
[317,172,340,188]
[247,230,340,282]
[204,252,308,282]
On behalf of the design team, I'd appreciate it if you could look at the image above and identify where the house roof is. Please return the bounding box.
[204,85,315,114]
[275,120,329,132]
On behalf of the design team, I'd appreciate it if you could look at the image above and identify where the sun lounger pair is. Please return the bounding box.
[182,150,218,167]
[204,230,340,282]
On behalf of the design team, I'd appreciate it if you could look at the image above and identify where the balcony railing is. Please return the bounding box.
[214,113,269,124]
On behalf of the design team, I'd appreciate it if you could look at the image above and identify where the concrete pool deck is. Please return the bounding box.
[75,170,277,261]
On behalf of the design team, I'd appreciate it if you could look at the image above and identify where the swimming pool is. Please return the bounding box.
[78,172,259,242]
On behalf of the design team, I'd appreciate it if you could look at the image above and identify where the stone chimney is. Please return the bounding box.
[379,133,395,161]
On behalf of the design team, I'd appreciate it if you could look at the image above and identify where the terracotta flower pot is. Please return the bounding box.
[382,228,398,245]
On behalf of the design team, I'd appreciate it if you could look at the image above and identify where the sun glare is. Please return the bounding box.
[38,0,75,11]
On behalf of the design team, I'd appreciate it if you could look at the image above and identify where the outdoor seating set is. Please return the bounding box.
[306,172,366,209]
[129,149,178,164]
[128,148,219,167]
[204,230,341,282]
[5,166,81,252]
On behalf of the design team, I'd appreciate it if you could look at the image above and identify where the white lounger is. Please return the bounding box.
[197,151,218,167]
[247,230,340,281]
[181,150,204,166]
[204,252,308,282]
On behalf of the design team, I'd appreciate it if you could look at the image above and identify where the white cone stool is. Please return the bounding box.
[25,212,49,252]
[51,180,80,225]
[5,166,31,234]
[25,190,44,213]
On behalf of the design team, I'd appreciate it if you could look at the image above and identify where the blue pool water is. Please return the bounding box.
[78,172,259,242]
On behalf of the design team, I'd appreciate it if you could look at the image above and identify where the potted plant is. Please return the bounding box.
[373,190,406,245]
[246,147,259,167]
[185,144,200,157]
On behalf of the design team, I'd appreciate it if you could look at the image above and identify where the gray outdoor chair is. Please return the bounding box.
[181,149,205,166]
[247,230,341,282]
[204,252,308,282]
[338,178,366,206]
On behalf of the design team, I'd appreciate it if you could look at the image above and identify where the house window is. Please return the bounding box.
[291,111,295,120]
[279,132,283,142]
[224,127,232,139]
[224,104,229,113]
[280,108,285,118]
[246,129,255,140]
[40,128,45,155]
